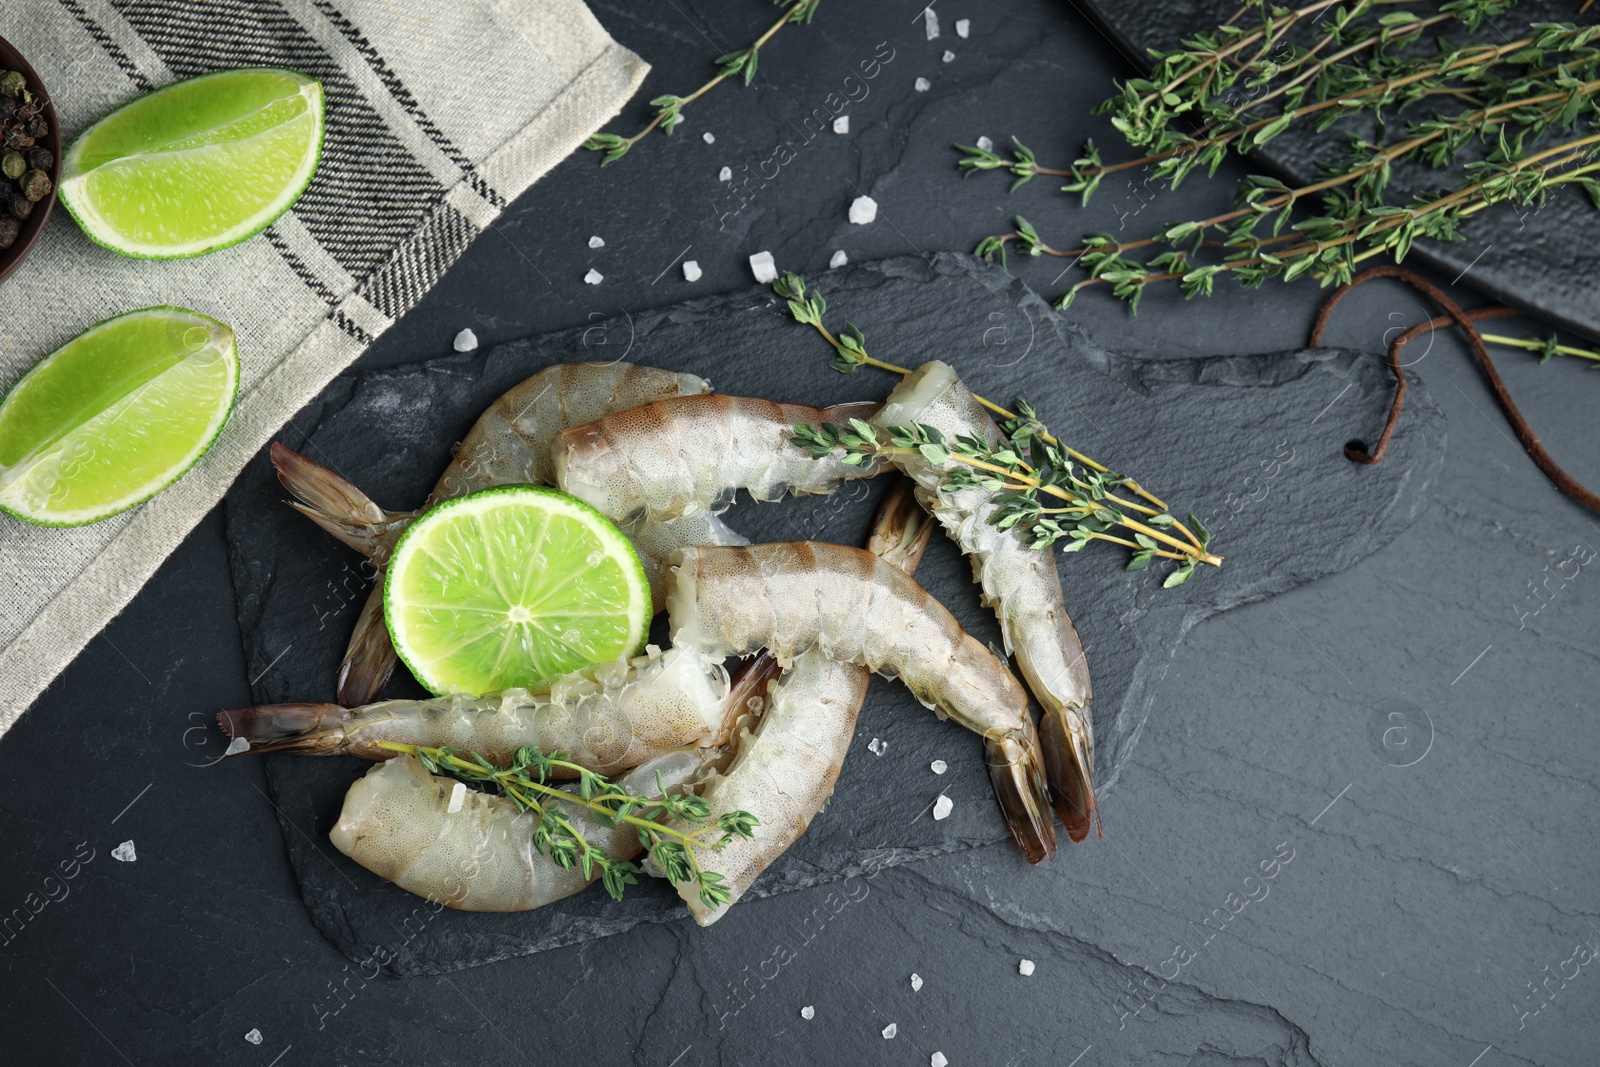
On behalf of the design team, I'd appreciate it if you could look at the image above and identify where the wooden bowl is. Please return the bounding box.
[0,35,61,285]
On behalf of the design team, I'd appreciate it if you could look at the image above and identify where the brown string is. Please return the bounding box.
[1309,264,1600,515]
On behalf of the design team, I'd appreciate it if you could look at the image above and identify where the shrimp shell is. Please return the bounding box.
[664,541,1056,864]
[875,360,1097,842]
[552,395,887,528]
[329,749,709,912]
[220,647,730,776]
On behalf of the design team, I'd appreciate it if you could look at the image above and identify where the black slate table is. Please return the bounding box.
[4,2,1598,1065]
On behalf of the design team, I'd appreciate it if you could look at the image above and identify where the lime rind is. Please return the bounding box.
[384,485,653,697]
[58,68,325,260]
[0,307,239,528]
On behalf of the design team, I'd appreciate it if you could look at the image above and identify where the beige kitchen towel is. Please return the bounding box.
[0,0,647,729]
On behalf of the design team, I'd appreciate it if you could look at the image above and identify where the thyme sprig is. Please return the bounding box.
[772,272,1221,581]
[378,742,757,907]
[1481,331,1600,366]
[583,0,821,165]
[959,7,1600,310]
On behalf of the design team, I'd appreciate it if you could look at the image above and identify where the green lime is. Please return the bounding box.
[0,307,239,527]
[58,68,324,259]
[384,485,653,697]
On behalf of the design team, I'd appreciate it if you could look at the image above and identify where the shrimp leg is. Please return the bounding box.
[664,540,1057,865]
[660,480,936,925]
[219,647,731,776]
[874,360,1098,842]
[269,361,714,705]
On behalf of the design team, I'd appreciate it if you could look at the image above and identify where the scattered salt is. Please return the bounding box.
[446,781,467,814]
[883,1023,898,1039]
[868,737,887,756]
[915,77,931,92]
[801,1005,815,1020]
[244,1030,262,1046]
[923,7,939,38]
[976,135,994,153]
[932,1054,949,1067]
[588,234,605,249]
[452,328,479,352]
[829,249,849,269]
[910,973,923,991]
[833,115,849,135]
[719,166,732,182]
[943,50,956,63]
[1019,959,1036,976]
[584,269,603,285]
[849,195,878,225]
[932,794,954,820]
[703,131,716,145]
[112,840,136,863]
[683,260,702,282]
[931,759,948,774]
[749,250,778,284]
[225,736,250,756]
[956,18,970,38]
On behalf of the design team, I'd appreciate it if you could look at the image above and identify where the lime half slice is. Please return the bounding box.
[385,485,653,696]
[59,67,324,259]
[0,307,239,527]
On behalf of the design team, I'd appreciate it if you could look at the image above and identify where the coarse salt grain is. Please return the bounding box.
[932,794,953,820]
[911,973,923,991]
[829,250,848,269]
[868,737,887,756]
[849,195,878,224]
[915,77,931,92]
[834,115,849,134]
[923,7,939,38]
[801,1005,815,1020]
[584,269,603,285]
[749,251,778,283]
[446,781,467,814]
[245,1029,262,1045]
[883,1023,898,1039]
[703,131,715,144]
[453,328,478,352]
[719,166,732,181]
[588,234,605,249]
[932,1054,949,1067]
[931,759,948,774]
[112,840,136,862]
[225,736,250,756]
[683,260,702,282]
[956,18,970,37]
[943,50,956,63]
[976,135,994,152]
[1019,959,1036,976]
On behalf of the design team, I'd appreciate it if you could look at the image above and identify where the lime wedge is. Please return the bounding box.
[385,486,653,696]
[58,68,324,259]
[0,307,239,527]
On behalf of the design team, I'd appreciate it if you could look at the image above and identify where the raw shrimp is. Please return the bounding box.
[664,540,1057,865]
[873,360,1098,842]
[552,395,888,531]
[219,646,731,776]
[328,645,782,911]
[660,480,935,925]
[269,361,724,705]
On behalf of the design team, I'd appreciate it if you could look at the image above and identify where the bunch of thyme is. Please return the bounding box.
[583,0,821,165]
[958,4,1600,312]
[773,273,1222,585]
[379,742,758,907]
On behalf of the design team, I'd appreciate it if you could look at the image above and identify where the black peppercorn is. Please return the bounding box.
[25,115,46,139]
[4,130,33,151]
[19,168,50,202]
[0,151,22,180]
[0,96,15,121]
[8,193,31,220]
[15,97,39,122]
[0,71,24,98]
[28,148,51,172]
[0,215,18,249]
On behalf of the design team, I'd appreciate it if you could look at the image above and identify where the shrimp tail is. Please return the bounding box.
[1040,708,1099,843]
[217,703,352,755]
[336,584,399,707]
[986,731,1058,865]
[269,441,412,561]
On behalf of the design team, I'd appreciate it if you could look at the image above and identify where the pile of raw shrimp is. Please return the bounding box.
[222,360,1096,927]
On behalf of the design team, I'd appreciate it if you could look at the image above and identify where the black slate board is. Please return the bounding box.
[223,253,1444,975]
[1073,0,1600,344]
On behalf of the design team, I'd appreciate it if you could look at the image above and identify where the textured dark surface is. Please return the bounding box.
[1076,0,1600,343]
[225,252,1442,975]
[3,1,1598,1065]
